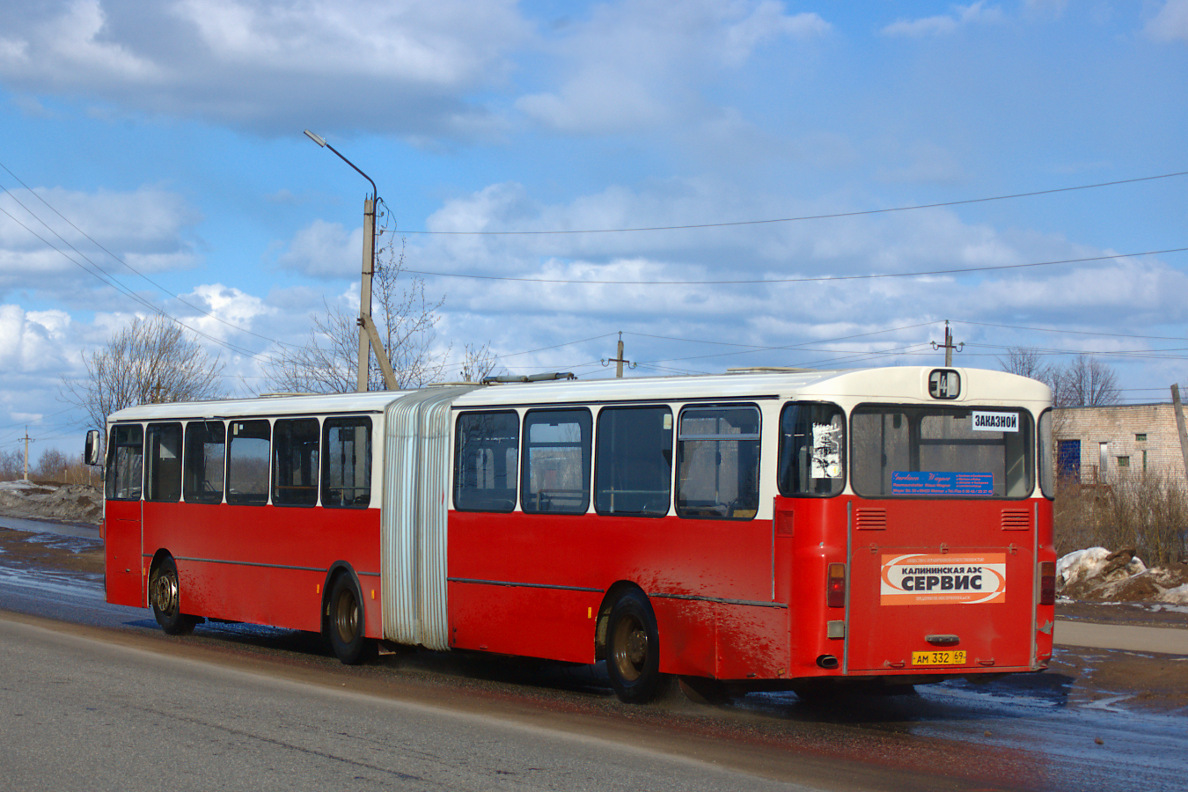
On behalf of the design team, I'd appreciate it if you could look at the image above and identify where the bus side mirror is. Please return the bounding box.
[85,430,103,467]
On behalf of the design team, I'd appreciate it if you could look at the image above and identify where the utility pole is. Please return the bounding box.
[21,427,33,481]
[931,320,964,367]
[356,195,377,392]
[303,130,388,392]
[602,332,635,378]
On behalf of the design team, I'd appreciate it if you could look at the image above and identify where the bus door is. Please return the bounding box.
[104,424,145,607]
[843,405,1039,675]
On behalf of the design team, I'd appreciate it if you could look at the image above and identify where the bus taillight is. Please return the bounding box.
[827,563,846,608]
[1039,561,1056,606]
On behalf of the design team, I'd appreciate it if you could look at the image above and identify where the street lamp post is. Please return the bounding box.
[303,130,396,392]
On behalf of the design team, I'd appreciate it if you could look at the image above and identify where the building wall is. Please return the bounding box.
[1054,404,1187,485]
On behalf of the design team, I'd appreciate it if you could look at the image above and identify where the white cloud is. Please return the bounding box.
[1146,0,1188,42]
[0,185,200,302]
[0,0,162,85]
[0,305,72,374]
[182,283,273,342]
[881,2,1004,38]
[274,219,362,278]
[0,0,530,138]
[516,0,829,134]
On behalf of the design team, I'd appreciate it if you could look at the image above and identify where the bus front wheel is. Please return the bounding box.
[606,590,666,703]
[326,574,377,665]
[150,556,197,636]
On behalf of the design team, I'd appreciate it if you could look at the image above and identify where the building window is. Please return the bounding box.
[1117,456,1130,468]
[1135,433,1147,442]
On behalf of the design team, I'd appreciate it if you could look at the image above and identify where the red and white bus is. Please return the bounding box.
[95,366,1057,702]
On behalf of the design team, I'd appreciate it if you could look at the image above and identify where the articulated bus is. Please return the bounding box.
[95,366,1057,702]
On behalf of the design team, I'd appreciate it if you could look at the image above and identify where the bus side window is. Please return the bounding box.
[522,409,591,514]
[145,423,183,502]
[227,419,270,506]
[273,418,320,507]
[322,417,372,508]
[777,402,845,497]
[676,405,761,520]
[183,421,225,504]
[105,424,144,501]
[594,406,672,517]
[455,411,519,512]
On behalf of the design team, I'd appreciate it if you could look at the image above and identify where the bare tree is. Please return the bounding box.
[999,345,1063,401]
[1059,354,1121,407]
[36,448,69,481]
[999,346,1049,381]
[61,315,225,428]
[0,449,21,481]
[459,342,501,383]
[266,237,449,393]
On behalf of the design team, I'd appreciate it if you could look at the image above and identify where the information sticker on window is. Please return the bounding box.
[811,422,843,479]
[971,411,1019,432]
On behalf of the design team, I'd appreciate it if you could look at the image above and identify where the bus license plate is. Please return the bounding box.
[912,650,967,666]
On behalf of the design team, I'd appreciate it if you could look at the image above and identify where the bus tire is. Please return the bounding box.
[606,590,665,703]
[326,573,377,665]
[150,555,197,636]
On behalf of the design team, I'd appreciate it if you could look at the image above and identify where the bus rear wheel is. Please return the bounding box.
[326,574,377,665]
[150,556,198,636]
[606,590,665,703]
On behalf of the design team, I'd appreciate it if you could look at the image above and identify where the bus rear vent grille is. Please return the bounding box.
[1000,509,1031,530]
[855,508,887,530]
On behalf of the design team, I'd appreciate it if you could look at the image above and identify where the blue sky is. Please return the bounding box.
[1,0,1186,457]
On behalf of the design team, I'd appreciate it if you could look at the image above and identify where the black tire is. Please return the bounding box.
[150,556,198,636]
[326,574,377,665]
[606,590,665,703]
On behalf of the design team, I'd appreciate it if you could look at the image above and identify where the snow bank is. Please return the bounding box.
[1058,547,1188,605]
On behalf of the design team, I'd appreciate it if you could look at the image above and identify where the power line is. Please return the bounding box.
[956,319,1188,343]
[0,191,263,358]
[405,247,1188,286]
[405,170,1188,236]
[0,162,294,352]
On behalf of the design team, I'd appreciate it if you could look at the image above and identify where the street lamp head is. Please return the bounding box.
[303,129,327,147]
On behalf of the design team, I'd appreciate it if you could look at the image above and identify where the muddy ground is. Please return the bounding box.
[1,514,1185,714]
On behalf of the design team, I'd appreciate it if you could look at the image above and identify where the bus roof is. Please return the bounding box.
[104,366,1051,425]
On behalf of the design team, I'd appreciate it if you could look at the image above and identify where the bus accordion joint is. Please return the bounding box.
[826,563,846,608]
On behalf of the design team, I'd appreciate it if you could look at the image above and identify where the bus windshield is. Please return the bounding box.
[850,405,1034,499]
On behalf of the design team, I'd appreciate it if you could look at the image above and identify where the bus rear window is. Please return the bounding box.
[850,406,1033,499]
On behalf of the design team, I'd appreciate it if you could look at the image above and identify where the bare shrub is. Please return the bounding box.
[1055,473,1188,565]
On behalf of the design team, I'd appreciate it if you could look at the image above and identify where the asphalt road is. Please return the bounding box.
[2,518,1187,792]
[1,616,814,792]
